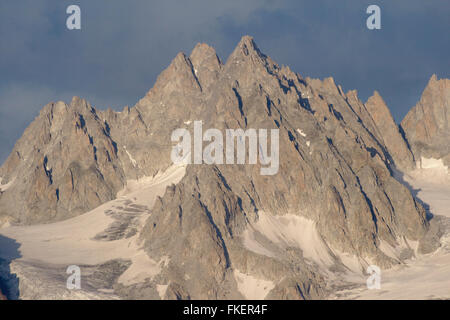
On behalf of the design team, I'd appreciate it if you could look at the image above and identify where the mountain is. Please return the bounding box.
[365,91,415,170]
[0,36,445,300]
[0,98,125,224]
[401,75,450,168]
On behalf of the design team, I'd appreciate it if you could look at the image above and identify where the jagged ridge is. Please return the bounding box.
[1,36,445,299]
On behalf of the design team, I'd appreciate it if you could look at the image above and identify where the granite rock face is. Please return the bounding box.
[136,37,430,299]
[0,36,441,299]
[0,97,125,224]
[365,91,415,170]
[401,75,450,166]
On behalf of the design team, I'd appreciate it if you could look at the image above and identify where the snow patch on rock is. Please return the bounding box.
[378,238,418,262]
[0,177,15,192]
[156,284,168,299]
[296,129,307,137]
[402,159,450,217]
[233,269,274,300]
[416,157,449,172]
[117,165,186,201]
[118,250,161,286]
[243,212,335,268]
[123,146,137,167]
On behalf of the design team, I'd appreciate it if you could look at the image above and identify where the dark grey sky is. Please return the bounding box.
[0,0,449,164]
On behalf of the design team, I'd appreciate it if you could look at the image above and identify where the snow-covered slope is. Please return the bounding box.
[0,165,186,299]
[332,163,450,300]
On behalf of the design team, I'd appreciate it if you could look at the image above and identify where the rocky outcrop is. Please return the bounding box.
[137,36,430,298]
[401,75,450,167]
[365,91,415,170]
[0,36,439,299]
[0,97,126,224]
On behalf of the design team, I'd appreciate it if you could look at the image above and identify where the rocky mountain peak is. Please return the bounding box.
[401,75,450,166]
[225,36,277,73]
[420,74,450,102]
[190,43,220,65]
[145,51,201,100]
[429,73,438,83]
[189,43,222,90]
[1,36,444,300]
[70,96,91,110]
[230,35,259,58]
[369,90,383,102]
[365,90,415,169]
